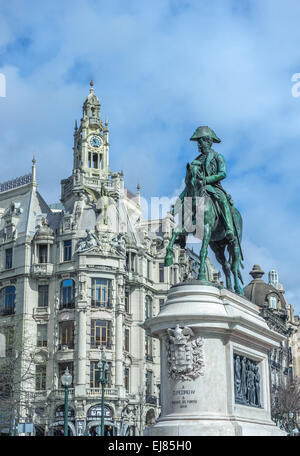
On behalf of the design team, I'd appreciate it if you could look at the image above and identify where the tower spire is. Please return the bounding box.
[32,153,37,185]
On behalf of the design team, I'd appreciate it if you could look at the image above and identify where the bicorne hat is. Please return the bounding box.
[190,126,221,143]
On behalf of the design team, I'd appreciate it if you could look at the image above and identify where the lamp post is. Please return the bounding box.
[61,367,72,436]
[98,346,109,436]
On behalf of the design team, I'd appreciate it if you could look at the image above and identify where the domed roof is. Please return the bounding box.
[83,80,100,105]
[34,217,54,242]
[243,264,287,310]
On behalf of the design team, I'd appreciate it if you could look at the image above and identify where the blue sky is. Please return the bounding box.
[1,0,300,310]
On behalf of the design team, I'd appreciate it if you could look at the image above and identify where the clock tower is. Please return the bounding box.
[73,80,109,177]
[61,81,124,209]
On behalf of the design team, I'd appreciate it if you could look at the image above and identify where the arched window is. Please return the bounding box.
[60,279,75,310]
[145,296,153,319]
[145,409,155,426]
[0,286,16,315]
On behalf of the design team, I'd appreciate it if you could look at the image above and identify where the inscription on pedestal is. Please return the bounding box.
[234,354,261,408]
[172,385,198,409]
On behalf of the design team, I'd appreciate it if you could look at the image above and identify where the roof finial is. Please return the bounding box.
[89,79,95,94]
[32,153,37,185]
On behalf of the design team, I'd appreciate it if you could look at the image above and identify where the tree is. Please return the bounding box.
[0,322,36,435]
[271,379,300,434]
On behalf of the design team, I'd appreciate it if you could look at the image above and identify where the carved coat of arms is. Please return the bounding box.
[166,324,204,381]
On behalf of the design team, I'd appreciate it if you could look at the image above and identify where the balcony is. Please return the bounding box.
[59,302,75,311]
[33,307,49,318]
[86,388,118,398]
[31,263,54,277]
[50,389,75,399]
[33,391,49,401]
[58,343,74,351]
[0,307,15,316]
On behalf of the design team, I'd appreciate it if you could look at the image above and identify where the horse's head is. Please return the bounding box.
[185,162,205,196]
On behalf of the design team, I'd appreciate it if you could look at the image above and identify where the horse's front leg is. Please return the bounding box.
[198,223,212,281]
[165,229,181,266]
[232,242,244,295]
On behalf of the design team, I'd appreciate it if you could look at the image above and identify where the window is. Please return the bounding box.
[125,292,130,313]
[91,278,112,308]
[38,244,48,264]
[58,362,74,387]
[124,367,130,392]
[131,253,136,272]
[126,253,136,272]
[5,248,13,269]
[90,361,112,389]
[5,326,14,356]
[63,240,72,262]
[93,153,98,169]
[173,268,177,284]
[146,335,153,361]
[35,365,46,391]
[59,321,74,349]
[125,328,130,352]
[159,263,164,283]
[145,296,153,319]
[0,286,16,315]
[146,370,153,396]
[37,324,47,347]
[60,279,75,309]
[147,260,150,279]
[91,320,111,348]
[38,285,48,308]
[269,296,277,309]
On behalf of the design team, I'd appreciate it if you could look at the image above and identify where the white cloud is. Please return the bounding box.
[1,0,300,310]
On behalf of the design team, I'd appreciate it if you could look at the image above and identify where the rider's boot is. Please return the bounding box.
[225,229,234,242]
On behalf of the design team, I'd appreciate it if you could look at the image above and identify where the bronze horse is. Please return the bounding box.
[165,161,244,295]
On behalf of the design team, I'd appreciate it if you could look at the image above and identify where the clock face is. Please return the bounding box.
[90,136,101,148]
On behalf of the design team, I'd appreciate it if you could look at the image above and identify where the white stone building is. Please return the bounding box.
[0,83,218,436]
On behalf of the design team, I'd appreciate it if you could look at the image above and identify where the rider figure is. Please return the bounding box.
[190,126,235,242]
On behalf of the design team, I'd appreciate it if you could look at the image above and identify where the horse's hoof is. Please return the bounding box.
[197,273,206,281]
[165,254,173,266]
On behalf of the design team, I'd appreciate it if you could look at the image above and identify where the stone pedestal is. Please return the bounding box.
[143,282,286,436]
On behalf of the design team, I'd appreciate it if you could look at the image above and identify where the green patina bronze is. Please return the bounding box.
[165,126,244,295]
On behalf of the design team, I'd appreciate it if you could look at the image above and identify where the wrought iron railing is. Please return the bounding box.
[0,174,32,192]
[86,387,117,397]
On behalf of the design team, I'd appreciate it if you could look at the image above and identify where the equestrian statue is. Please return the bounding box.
[164,126,244,295]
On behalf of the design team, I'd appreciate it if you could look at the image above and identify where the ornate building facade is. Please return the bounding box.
[244,264,297,417]
[0,83,218,436]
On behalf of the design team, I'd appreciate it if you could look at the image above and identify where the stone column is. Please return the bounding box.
[115,309,124,394]
[76,307,87,396]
